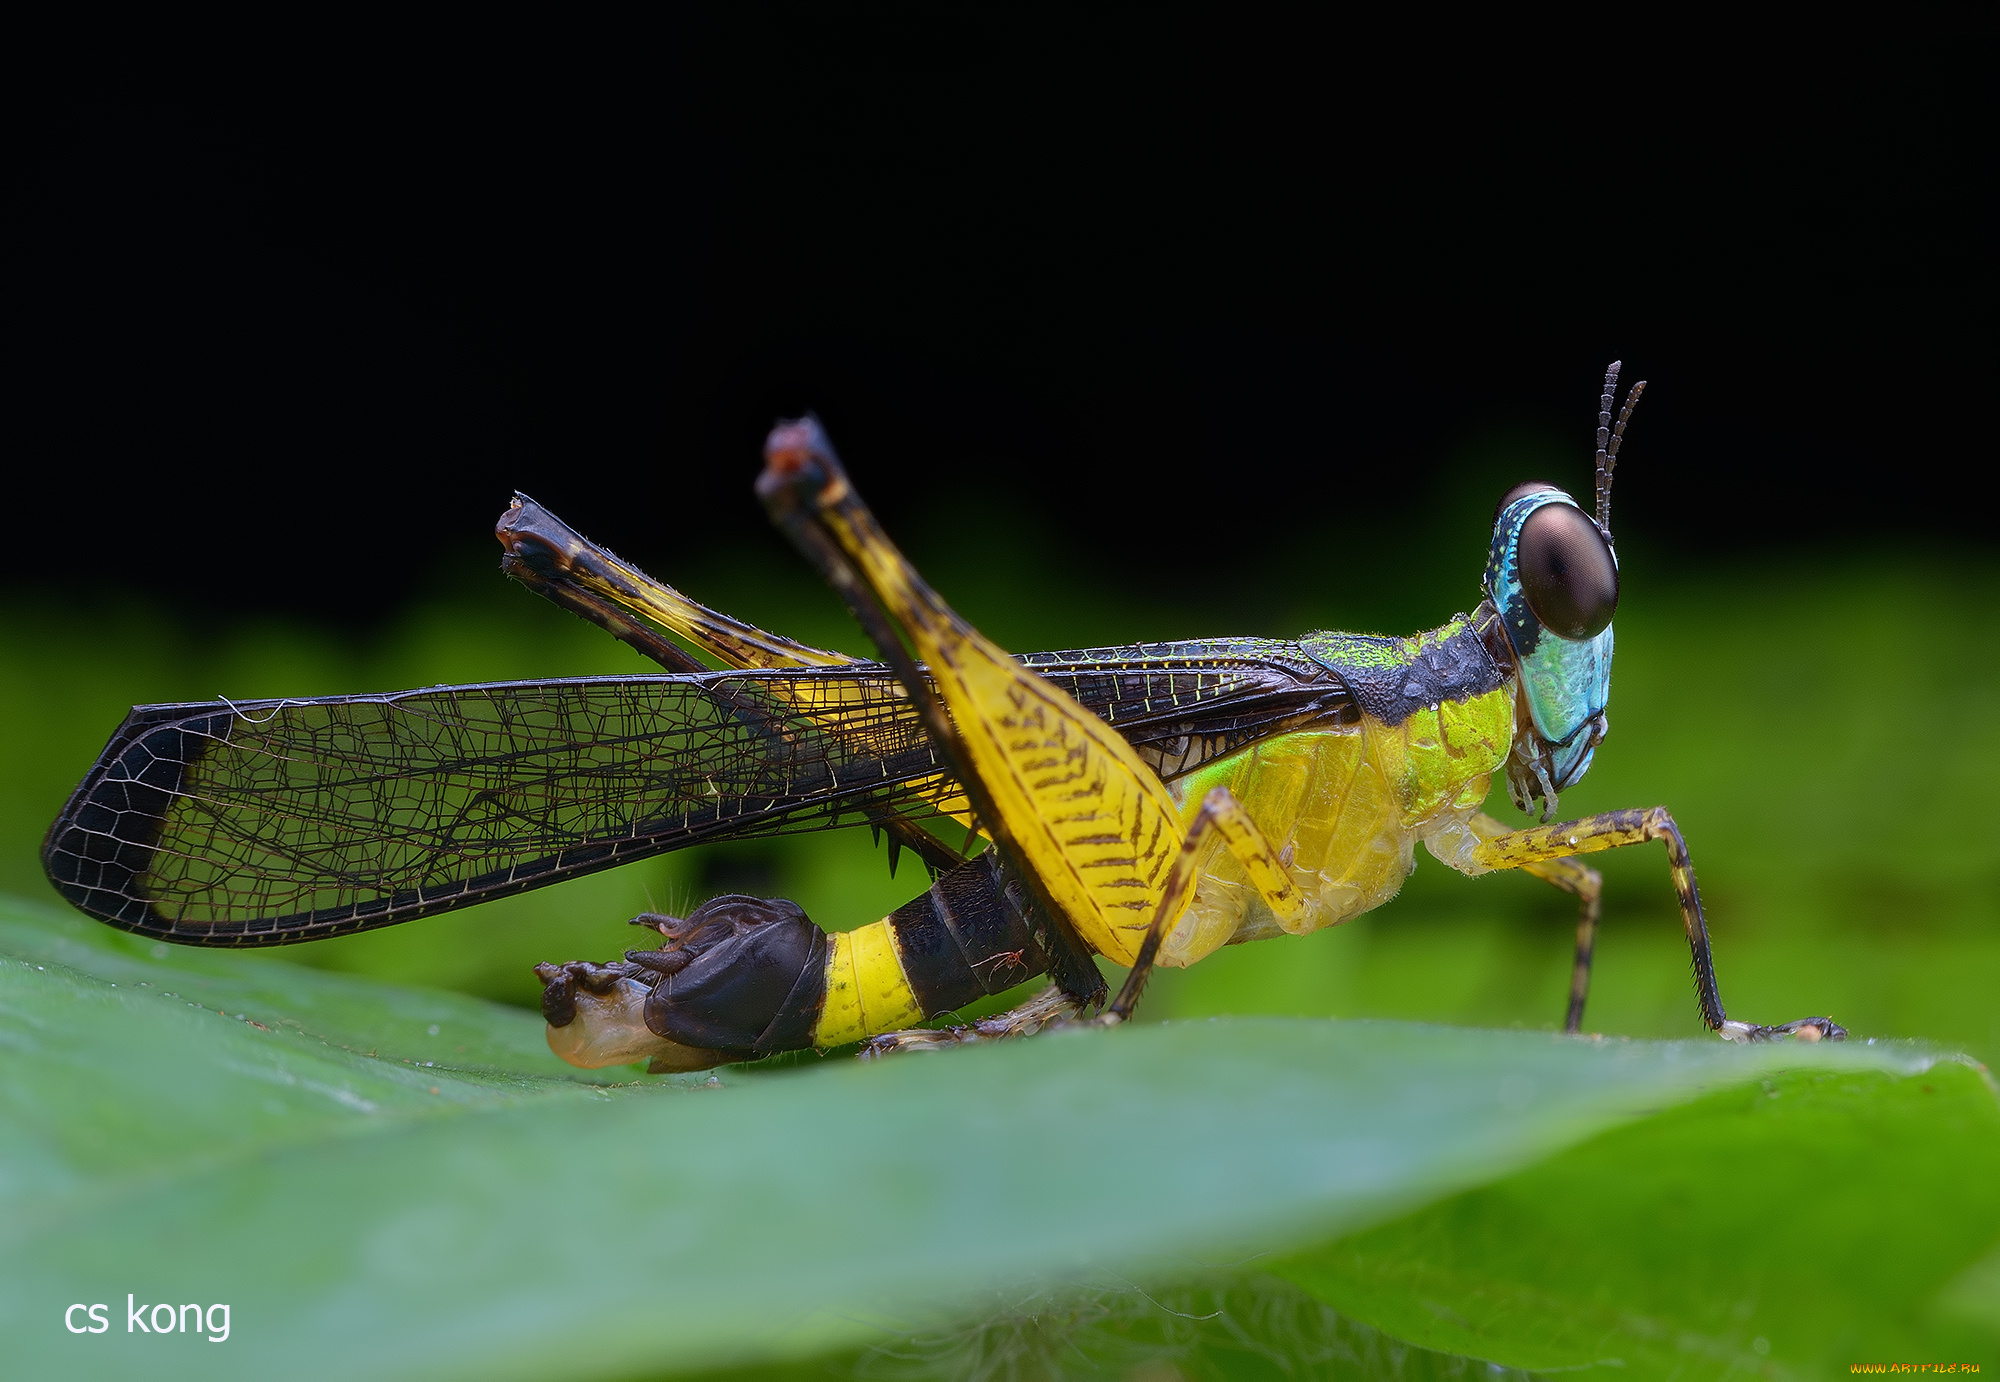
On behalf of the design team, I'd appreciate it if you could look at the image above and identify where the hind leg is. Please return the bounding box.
[857,984,1089,1059]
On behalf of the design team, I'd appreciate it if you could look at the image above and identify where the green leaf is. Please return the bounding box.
[1273,1059,2000,1374]
[2,893,1973,1381]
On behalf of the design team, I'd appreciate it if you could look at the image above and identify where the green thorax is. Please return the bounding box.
[1164,615,1516,825]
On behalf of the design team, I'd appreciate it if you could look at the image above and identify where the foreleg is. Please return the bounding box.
[1471,807,1843,1042]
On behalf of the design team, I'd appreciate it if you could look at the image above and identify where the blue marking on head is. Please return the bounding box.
[1484,486,1617,816]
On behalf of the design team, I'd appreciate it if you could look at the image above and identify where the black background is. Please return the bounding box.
[6,13,1989,628]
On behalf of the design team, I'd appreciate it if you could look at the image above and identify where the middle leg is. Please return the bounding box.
[1523,854,1602,1035]
[1472,811,1602,1033]
[1101,784,1309,1024]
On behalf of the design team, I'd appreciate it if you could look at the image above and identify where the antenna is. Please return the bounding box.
[1593,361,1647,538]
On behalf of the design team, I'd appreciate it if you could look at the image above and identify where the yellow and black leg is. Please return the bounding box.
[1474,806,1605,1032]
[496,492,967,878]
[758,415,1265,1054]
[861,784,1306,1052]
[1471,807,1844,1042]
[1522,854,1602,1035]
[496,493,859,674]
[516,457,1122,1069]
[755,420,1130,1018]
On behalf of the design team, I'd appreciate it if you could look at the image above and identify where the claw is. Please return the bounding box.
[1719,1016,1847,1043]
[858,1026,975,1059]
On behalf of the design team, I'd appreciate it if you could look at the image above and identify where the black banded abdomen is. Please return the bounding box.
[637,853,1052,1057]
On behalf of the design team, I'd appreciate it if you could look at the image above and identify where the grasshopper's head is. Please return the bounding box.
[1482,363,1644,821]
[1484,484,1616,817]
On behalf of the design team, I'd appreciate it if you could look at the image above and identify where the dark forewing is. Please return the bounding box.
[44,641,1352,946]
[43,671,952,945]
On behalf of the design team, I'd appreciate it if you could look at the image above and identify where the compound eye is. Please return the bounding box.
[1518,503,1618,639]
[1493,480,1562,525]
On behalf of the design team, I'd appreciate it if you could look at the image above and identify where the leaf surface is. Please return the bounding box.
[1275,1059,2000,1374]
[4,895,1974,1380]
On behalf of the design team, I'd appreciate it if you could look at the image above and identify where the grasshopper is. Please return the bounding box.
[44,365,1844,1069]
